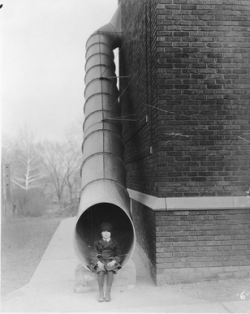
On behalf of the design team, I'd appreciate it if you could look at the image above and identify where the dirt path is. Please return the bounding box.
[1,216,62,296]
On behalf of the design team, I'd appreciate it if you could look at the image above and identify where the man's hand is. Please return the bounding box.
[107,260,116,267]
[97,261,104,270]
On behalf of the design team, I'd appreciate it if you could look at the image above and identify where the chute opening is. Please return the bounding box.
[75,203,135,269]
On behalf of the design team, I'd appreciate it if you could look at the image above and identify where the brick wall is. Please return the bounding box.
[132,199,250,285]
[120,0,250,285]
[120,0,250,198]
[120,0,159,196]
[155,207,250,284]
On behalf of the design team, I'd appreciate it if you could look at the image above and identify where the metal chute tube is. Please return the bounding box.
[74,5,136,271]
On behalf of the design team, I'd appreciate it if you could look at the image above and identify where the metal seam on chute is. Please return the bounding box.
[84,93,118,108]
[80,152,126,172]
[80,179,129,197]
[83,128,122,142]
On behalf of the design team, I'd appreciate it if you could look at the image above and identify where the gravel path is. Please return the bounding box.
[1,216,62,296]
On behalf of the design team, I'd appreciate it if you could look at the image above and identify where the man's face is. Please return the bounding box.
[102,231,111,239]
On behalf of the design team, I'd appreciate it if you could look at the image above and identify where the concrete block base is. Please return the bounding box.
[75,260,136,293]
[75,264,96,293]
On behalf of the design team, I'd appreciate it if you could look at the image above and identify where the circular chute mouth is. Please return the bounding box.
[74,203,135,270]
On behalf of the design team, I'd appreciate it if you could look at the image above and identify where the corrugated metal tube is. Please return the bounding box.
[74,5,136,270]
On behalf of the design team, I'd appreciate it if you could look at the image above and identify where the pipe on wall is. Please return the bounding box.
[74,5,136,270]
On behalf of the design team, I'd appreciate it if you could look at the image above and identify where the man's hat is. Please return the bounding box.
[100,222,112,232]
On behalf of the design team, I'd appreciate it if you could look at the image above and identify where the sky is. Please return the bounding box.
[1,0,118,142]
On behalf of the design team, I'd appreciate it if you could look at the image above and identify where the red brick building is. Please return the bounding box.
[119,0,250,285]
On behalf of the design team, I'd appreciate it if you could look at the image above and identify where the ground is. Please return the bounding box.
[1,205,76,296]
[1,210,250,305]
[167,278,250,303]
[1,215,62,295]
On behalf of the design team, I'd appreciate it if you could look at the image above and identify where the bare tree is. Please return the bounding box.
[2,127,48,216]
[12,147,44,191]
[38,141,69,208]
[62,121,82,204]
[63,139,81,204]
[11,127,45,190]
[2,122,83,214]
